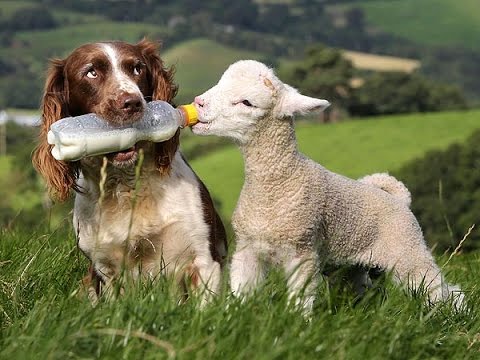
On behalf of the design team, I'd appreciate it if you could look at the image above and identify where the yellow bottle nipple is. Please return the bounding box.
[178,104,199,127]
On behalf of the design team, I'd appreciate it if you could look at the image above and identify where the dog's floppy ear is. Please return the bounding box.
[137,38,178,102]
[137,38,180,175]
[32,59,80,202]
[276,84,330,118]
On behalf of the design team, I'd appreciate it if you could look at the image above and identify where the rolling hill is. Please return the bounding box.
[163,39,267,104]
[344,0,480,50]
[164,38,422,104]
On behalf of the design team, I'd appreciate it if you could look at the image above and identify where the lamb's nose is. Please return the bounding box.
[194,96,205,107]
[121,95,143,113]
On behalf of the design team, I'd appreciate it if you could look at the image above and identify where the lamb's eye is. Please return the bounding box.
[133,64,142,76]
[86,69,97,79]
[242,100,253,107]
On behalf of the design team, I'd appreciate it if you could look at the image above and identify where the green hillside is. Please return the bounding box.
[0,0,39,17]
[163,39,267,103]
[0,0,105,24]
[187,110,480,219]
[4,22,167,73]
[349,0,480,50]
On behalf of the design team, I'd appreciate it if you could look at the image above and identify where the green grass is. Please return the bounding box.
[5,108,40,116]
[0,156,42,213]
[0,155,12,174]
[1,224,479,359]
[163,39,267,104]
[349,0,480,50]
[187,109,480,219]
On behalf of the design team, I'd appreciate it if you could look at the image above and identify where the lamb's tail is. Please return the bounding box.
[359,172,411,207]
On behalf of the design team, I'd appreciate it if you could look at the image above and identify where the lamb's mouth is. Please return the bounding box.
[191,118,212,133]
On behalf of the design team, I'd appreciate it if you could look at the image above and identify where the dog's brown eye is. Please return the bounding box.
[86,69,97,79]
[133,64,142,76]
[242,100,253,107]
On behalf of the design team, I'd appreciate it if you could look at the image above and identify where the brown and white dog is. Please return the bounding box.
[32,39,227,302]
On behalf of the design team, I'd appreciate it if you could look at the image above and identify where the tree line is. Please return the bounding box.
[279,45,466,120]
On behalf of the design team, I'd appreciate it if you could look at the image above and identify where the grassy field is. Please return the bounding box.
[187,109,480,220]
[1,213,479,359]
[347,0,480,50]
[342,50,420,73]
[0,155,12,173]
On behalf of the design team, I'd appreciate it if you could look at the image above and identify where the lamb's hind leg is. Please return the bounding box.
[283,252,318,313]
[360,225,464,308]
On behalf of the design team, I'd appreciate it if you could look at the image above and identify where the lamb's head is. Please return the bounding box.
[192,60,330,143]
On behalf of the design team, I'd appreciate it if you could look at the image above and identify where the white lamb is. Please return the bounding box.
[192,60,464,310]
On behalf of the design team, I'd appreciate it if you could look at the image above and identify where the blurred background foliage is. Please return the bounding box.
[1,0,480,253]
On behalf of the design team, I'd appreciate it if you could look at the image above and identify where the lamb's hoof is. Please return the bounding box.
[451,290,466,311]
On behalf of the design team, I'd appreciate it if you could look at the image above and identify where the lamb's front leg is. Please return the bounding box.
[283,252,319,313]
[230,242,265,297]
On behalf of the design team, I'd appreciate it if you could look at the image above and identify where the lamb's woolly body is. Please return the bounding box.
[237,120,422,262]
[194,60,463,309]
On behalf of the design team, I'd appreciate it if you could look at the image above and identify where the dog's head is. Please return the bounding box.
[33,39,179,201]
[192,60,329,143]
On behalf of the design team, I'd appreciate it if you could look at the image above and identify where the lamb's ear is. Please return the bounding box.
[277,85,330,118]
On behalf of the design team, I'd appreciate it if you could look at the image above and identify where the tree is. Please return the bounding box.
[345,7,365,32]
[0,74,42,109]
[257,4,291,33]
[210,0,259,29]
[349,72,467,116]
[279,44,354,121]
[6,6,57,31]
[0,59,15,76]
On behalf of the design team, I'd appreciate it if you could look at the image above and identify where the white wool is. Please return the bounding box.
[359,172,412,207]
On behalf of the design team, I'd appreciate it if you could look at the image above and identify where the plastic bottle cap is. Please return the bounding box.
[180,104,199,126]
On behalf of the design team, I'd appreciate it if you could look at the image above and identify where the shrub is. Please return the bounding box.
[5,6,57,31]
[0,75,42,109]
[395,129,480,253]
[349,72,467,116]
